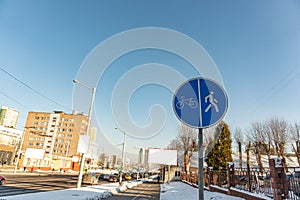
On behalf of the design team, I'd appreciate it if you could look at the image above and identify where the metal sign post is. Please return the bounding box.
[198,128,204,199]
[173,77,228,200]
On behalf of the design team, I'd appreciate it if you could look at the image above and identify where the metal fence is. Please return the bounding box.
[200,166,300,200]
[233,167,300,199]
[233,168,273,198]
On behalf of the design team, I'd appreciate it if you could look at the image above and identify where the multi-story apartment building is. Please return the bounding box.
[0,106,19,128]
[20,111,89,171]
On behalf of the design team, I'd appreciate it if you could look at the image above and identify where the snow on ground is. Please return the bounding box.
[230,187,272,200]
[3,179,271,200]
[4,181,142,200]
[160,182,245,200]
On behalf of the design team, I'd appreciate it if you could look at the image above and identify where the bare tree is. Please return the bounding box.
[247,121,265,173]
[167,138,181,150]
[233,128,244,169]
[167,124,198,173]
[268,117,289,168]
[290,122,300,165]
[261,122,273,160]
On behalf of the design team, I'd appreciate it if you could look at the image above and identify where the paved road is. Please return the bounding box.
[107,182,160,200]
[0,173,108,197]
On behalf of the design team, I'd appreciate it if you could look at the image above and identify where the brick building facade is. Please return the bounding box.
[20,111,89,171]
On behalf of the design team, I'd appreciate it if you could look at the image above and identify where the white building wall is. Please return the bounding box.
[0,106,19,128]
[0,125,22,145]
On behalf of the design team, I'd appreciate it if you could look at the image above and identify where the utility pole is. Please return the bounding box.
[115,127,126,185]
[14,126,34,174]
[73,79,96,188]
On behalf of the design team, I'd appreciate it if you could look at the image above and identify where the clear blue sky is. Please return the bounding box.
[0,1,300,157]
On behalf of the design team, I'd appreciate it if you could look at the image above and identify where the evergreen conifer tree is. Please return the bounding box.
[205,121,233,170]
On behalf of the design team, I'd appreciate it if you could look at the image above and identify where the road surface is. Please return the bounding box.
[0,172,107,197]
[107,182,160,200]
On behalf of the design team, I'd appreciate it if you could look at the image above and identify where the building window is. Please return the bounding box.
[35,117,39,120]
[175,171,181,177]
[57,133,65,137]
[68,129,73,132]
[35,142,43,146]
[33,121,38,125]
[67,134,72,137]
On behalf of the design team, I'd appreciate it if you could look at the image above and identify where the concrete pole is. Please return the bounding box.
[73,80,96,188]
[119,131,126,185]
[14,130,25,174]
[14,127,33,173]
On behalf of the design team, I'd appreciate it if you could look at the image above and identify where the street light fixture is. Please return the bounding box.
[115,127,126,185]
[73,79,96,188]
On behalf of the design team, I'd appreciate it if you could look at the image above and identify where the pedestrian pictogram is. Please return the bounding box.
[173,78,228,128]
[204,91,219,113]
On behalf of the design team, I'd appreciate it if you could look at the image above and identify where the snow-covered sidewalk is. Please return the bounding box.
[160,182,245,200]
[4,181,142,200]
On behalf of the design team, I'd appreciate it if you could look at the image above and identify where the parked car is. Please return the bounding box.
[82,173,100,185]
[124,174,132,181]
[99,174,110,181]
[292,171,300,182]
[108,175,118,182]
[0,176,6,185]
[286,172,293,182]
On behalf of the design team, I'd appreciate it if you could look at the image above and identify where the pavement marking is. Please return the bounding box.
[131,183,153,200]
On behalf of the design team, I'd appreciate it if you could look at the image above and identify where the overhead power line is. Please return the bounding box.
[0,90,31,110]
[0,67,71,111]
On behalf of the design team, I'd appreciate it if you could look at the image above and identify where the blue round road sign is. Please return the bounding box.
[173,78,228,128]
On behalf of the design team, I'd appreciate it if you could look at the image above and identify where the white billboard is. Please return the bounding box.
[24,148,45,159]
[148,148,177,165]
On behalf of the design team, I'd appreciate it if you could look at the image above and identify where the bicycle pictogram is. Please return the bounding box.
[176,96,198,109]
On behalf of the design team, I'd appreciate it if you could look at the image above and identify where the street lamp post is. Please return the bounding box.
[115,127,126,185]
[73,79,96,188]
[14,127,34,174]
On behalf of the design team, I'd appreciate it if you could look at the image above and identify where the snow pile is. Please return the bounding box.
[230,188,272,200]
[160,182,245,200]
